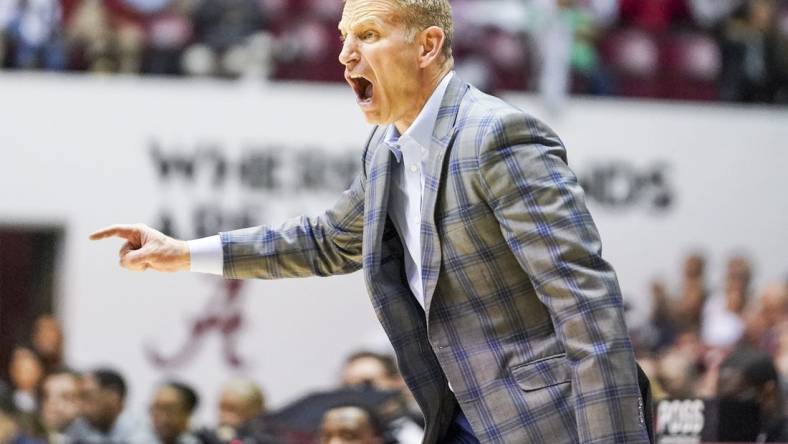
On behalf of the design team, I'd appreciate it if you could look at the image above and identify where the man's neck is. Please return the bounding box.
[94,416,118,435]
[394,67,451,134]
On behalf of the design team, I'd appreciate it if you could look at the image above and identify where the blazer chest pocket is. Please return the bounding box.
[510,354,571,391]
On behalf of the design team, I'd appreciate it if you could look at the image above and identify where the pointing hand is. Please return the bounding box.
[89,224,190,272]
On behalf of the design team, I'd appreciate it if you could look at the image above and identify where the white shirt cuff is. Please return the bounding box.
[187,235,223,275]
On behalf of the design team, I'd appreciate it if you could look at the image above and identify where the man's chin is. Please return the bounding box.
[361,109,384,125]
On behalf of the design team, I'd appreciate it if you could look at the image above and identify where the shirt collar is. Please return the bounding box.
[384,71,455,161]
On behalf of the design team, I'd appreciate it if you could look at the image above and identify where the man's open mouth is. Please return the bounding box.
[348,75,374,104]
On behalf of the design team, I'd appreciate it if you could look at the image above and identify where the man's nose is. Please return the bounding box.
[338,38,359,67]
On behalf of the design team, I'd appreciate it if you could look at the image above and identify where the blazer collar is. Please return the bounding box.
[421,74,468,313]
[363,75,469,281]
[383,71,455,158]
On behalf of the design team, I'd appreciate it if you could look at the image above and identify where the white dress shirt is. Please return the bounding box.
[189,73,455,307]
[381,72,453,306]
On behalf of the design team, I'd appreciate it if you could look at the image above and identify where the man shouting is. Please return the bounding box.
[92,0,650,442]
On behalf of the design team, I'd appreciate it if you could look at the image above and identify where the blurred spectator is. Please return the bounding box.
[8,346,44,414]
[40,369,81,441]
[341,352,402,392]
[64,0,122,72]
[743,281,788,351]
[676,253,709,332]
[646,253,708,351]
[756,284,788,382]
[215,378,265,442]
[687,0,747,28]
[526,0,618,109]
[65,0,147,73]
[318,404,387,444]
[0,0,786,104]
[636,355,667,400]
[701,255,752,347]
[65,368,152,443]
[758,283,788,330]
[140,0,194,75]
[341,351,423,444]
[190,0,264,51]
[150,381,215,444]
[656,344,700,399]
[718,346,788,441]
[181,0,269,77]
[0,0,65,70]
[0,411,44,443]
[0,381,45,444]
[31,314,64,373]
[719,0,788,103]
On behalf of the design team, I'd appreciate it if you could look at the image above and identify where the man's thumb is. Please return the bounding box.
[121,247,152,269]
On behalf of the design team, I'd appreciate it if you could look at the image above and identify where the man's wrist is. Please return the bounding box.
[178,240,191,272]
[187,235,224,275]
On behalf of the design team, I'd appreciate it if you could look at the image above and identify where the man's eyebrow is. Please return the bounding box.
[338,18,383,34]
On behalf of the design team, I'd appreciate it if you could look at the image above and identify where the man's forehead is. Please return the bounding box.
[338,0,402,31]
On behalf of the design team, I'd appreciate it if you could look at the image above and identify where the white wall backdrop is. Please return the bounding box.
[0,73,786,427]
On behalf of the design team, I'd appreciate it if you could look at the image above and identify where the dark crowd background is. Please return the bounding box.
[1,0,787,104]
[2,254,788,443]
[1,316,424,443]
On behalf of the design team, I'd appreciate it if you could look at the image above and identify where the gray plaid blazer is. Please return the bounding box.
[220,75,650,444]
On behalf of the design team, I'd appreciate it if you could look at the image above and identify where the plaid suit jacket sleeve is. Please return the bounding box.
[477,112,647,442]
[220,165,366,280]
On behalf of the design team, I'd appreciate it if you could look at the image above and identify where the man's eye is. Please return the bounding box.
[361,31,376,40]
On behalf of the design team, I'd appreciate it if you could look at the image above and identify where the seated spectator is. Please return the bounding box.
[743,281,788,351]
[0,383,15,441]
[647,253,709,351]
[341,352,403,392]
[215,378,265,442]
[31,314,65,373]
[150,381,215,444]
[65,0,145,73]
[0,382,45,444]
[718,346,788,442]
[142,1,194,75]
[676,253,709,332]
[182,0,268,77]
[341,351,423,443]
[1,0,65,70]
[701,255,752,348]
[40,369,81,441]
[656,344,700,399]
[318,404,387,444]
[65,368,152,443]
[719,0,788,103]
[64,0,116,72]
[8,345,44,414]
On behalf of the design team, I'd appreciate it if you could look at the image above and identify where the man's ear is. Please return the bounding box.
[418,26,445,68]
[761,380,779,406]
[109,392,124,413]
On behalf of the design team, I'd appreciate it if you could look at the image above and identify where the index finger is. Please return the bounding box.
[89,225,140,241]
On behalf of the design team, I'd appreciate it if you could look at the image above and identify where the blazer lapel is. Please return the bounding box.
[421,76,469,315]
[362,129,395,276]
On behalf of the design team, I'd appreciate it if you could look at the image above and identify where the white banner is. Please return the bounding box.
[0,73,786,427]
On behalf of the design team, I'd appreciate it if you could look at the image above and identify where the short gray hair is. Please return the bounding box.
[396,0,454,60]
[222,378,265,411]
[346,0,454,61]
